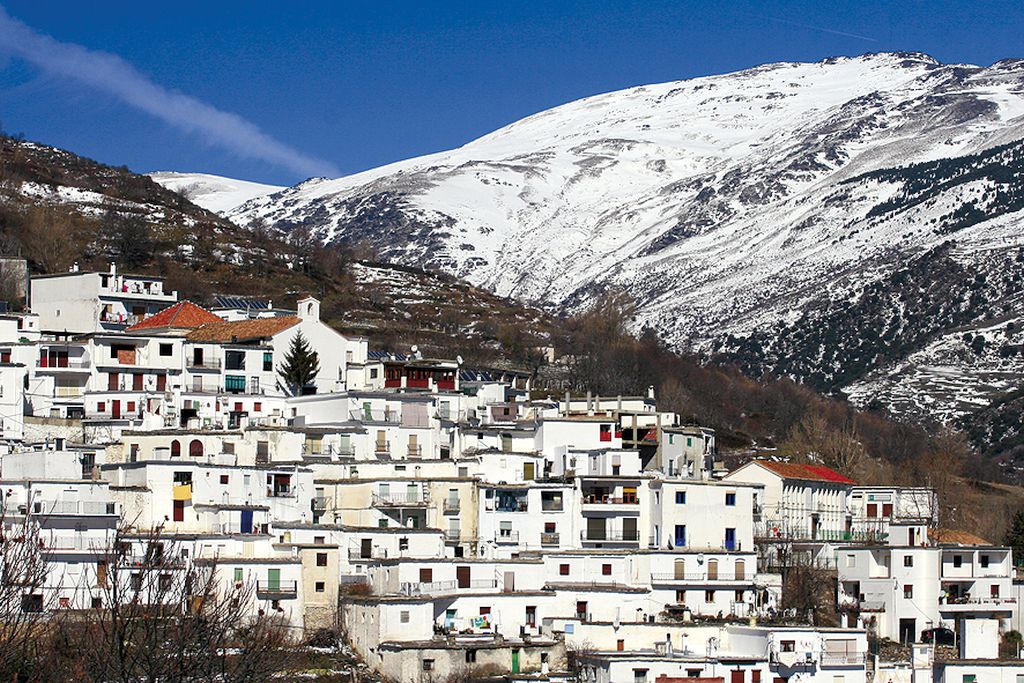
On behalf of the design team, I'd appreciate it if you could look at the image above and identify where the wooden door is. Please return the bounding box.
[708,559,718,580]
[457,565,470,588]
[674,559,686,579]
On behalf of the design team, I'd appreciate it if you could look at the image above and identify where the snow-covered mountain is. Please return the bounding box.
[149,172,283,215]
[229,52,1024,432]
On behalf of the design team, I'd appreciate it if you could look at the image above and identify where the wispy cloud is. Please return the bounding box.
[767,17,878,43]
[0,6,340,178]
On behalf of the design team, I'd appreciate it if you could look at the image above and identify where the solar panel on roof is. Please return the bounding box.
[213,295,272,310]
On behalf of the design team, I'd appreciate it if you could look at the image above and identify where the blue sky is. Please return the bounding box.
[0,1,1021,185]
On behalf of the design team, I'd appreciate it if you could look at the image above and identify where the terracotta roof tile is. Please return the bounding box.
[185,316,300,343]
[752,460,855,484]
[126,301,222,332]
[931,528,991,546]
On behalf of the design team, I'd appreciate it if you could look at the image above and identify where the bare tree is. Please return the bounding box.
[0,507,58,681]
[44,528,295,682]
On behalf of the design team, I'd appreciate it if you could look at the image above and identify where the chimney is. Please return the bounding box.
[647,385,656,400]
[564,391,570,416]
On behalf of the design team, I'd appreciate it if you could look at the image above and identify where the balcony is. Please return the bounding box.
[541,532,560,546]
[374,442,391,456]
[372,492,429,507]
[256,580,298,599]
[42,500,116,516]
[401,580,458,595]
[186,358,222,371]
[351,409,400,424]
[407,445,423,458]
[444,529,463,542]
[580,529,640,543]
[650,572,749,583]
[495,531,520,544]
[36,359,90,372]
[820,653,868,666]
[495,498,529,513]
[443,499,460,514]
[582,494,639,506]
[311,497,328,511]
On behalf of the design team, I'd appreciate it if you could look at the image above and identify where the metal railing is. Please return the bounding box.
[351,410,400,424]
[443,500,460,514]
[186,359,222,370]
[312,497,328,511]
[401,580,458,594]
[495,531,520,544]
[374,442,391,455]
[820,653,867,666]
[444,529,462,541]
[582,495,639,505]
[541,532,560,546]
[651,572,748,582]
[256,580,298,598]
[42,501,116,515]
[496,501,529,513]
[407,445,423,458]
[581,529,640,542]
[372,492,429,506]
[37,359,90,369]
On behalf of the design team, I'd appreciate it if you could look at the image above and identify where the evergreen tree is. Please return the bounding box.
[1005,509,1024,568]
[277,331,319,394]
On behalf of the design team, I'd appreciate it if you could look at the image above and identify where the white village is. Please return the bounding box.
[0,262,1016,682]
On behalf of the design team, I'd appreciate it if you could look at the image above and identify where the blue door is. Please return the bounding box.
[674,525,686,547]
[725,527,736,551]
[240,509,253,534]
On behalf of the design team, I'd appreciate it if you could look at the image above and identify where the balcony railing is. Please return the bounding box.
[582,495,639,505]
[495,501,529,513]
[407,445,423,458]
[42,500,117,515]
[351,409,400,424]
[541,532,560,546]
[36,359,90,370]
[650,572,748,582]
[495,531,520,544]
[372,492,429,506]
[401,580,458,595]
[374,442,391,456]
[443,500,460,514]
[444,529,462,541]
[311,497,328,511]
[186,358,222,370]
[256,581,298,598]
[581,529,640,542]
[820,653,867,666]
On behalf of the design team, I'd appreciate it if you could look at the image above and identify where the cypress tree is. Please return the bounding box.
[277,331,320,394]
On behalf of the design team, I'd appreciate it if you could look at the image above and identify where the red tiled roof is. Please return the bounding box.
[752,460,855,484]
[126,301,222,332]
[185,316,300,343]
[931,528,991,546]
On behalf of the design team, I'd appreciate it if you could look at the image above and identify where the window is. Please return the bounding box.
[316,552,328,567]
[315,581,325,593]
[20,594,43,613]
[705,590,715,603]
[159,574,172,590]
[234,568,243,582]
[634,670,649,683]
[400,610,410,623]
[159,343,172,357]
[725,492,736,506]
[465,649,478,663]
[602,564,612,576]
[189,440,203,457]
[399,537,409,551]
[846,554,856,568]
[735,590,744,602]
[225,351,245,371]
[254,402,262,412]
[903,584,913,599]
[170,440,180,457]
[904,556,913,567]
[675,491,686,504]
[225,375,245,393]
[97,402,106,413]
[991,584,1001,598]
[781,640,796,653]
[559,563,570,576]
[675,589,686,603]
[263,352,273,371]
[981,554,990,568]
[422,659,434,672]
[953,555,963,568]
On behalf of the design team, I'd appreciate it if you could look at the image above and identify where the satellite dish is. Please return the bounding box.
[456,355,464,365]
[697,554,705,564]
[411,345,419,354]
